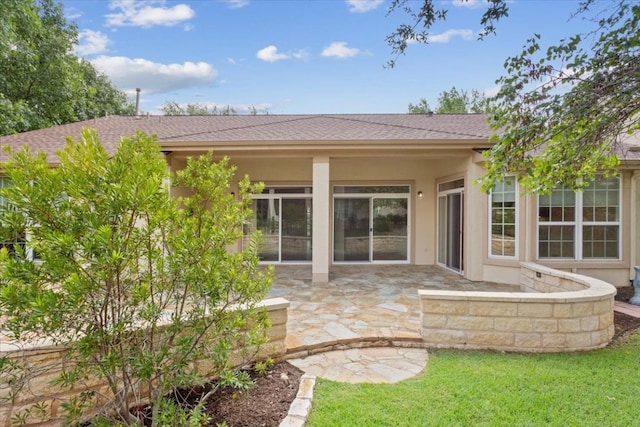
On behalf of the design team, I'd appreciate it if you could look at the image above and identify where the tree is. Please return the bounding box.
[0,0,133,135]
[407,98,432,114]
[408,87,495,114]
[160,101,269,116]
[0,129,272,425]
[483,1,639,193]
[389,0,639,194]
[386,0,509,68]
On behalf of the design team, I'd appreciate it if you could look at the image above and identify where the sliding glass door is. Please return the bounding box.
[244,187,312,263]
[333,186,409,263]
[333,198,370,261]
[437,179,464,272]
[372,197,408,261]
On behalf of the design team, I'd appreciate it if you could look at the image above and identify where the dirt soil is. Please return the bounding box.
[132,287,640,427]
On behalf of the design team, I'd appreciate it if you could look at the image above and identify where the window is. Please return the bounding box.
[243,186,312,262]
[538,176,620,259]
[489,177,518,258]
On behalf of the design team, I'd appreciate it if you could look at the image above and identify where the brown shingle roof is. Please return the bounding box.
[0,114,493,163]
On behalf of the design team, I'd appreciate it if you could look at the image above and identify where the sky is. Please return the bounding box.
[61,0,594,115]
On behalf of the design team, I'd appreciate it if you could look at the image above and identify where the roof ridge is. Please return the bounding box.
[160,115,325,141]
[322,114,491,140]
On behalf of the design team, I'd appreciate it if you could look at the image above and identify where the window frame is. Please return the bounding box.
[243,185,313,264]
[488,176,519,259]
[537,176,621,261]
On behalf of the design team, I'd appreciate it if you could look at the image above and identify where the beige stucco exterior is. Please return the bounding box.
[0,114,638,288]
[165,148,640,289]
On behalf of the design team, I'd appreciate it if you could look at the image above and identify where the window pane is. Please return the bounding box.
[243,199,280,261]
[372,198,408,261]
[583,225,619,259]
[334,198,370,261]
[438,179,464,192]
[490,178,517,257]
[281,198,312,261]
[539,186,575,222]
[583,177,619,222]
[538,225,574,258]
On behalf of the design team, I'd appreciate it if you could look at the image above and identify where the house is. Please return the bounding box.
[0,113,638,288]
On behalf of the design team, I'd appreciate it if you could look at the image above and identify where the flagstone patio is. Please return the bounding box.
[268,264,521,353]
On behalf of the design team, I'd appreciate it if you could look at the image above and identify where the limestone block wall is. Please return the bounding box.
[419,262,616,352]
[0,297,289,427]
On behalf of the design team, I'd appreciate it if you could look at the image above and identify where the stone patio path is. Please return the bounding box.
[274,265,522,426]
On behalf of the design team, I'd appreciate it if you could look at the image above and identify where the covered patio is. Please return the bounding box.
[268,265,521,352]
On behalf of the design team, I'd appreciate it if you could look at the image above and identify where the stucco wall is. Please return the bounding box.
[225,155,470,267]
[0,298,289,427]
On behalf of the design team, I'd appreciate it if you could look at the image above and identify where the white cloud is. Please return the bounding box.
[75,30,111,56]
[106,1,195,28]
[292,49,310,60]
[321,42,361,59]
[484,85,501,98]
[427,29,474,43]
[256,45,290,62]
[225,0,250,9]
[452,0,483,9]
[90,56,217,95]
[346,0,384,13]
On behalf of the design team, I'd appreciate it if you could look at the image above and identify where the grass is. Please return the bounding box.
[306,333,640,427]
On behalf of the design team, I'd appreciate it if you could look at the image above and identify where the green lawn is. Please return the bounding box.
[307,333,640,426]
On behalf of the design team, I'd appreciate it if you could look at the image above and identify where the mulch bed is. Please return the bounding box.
[612,285,640,344]
[203,362,304,427]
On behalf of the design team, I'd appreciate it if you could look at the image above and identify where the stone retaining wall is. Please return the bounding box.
[419,262,616,352]
[0,297,289,427]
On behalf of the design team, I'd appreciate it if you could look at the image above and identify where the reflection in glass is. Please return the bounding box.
[281,198,312,261]
[372,198,408,261]
[333,198,370,261]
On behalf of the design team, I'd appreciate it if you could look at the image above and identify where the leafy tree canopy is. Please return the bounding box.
[390,0,639,194]
[0,129,271,425]
[485,1,639,193]
[408,87,495,114]
[0,0,133,135]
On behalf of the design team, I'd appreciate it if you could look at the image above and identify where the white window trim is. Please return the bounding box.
[537,177,622,261]
[488,176,519,259]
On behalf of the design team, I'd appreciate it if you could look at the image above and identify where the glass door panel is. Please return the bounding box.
[437,188,464,272]
[254,198,280,262]
[281,198,312,261]
[372,198,408,261]
[334,198,370,261]
[447,193,463,271]
[437,195,447,265]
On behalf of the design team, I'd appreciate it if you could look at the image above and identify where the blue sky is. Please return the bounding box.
[62,0,592,115]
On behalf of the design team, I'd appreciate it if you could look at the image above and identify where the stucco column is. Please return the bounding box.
[632,171,640,280]
[312,156,330,283]
[465,159,484,281]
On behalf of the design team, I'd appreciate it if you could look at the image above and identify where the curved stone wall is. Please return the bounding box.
[419,262,617,352]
